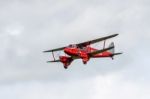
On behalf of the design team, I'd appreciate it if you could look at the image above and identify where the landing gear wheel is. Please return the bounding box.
[64,66,68,69]
[83,61,87,65]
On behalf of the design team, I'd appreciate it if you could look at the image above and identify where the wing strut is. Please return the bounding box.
[52,51,56,61]
[103,40,106,49]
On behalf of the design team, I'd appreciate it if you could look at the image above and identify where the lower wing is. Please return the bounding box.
[47,60,60,63]
[88,46,114,57]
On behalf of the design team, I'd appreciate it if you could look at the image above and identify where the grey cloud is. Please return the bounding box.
[0,0,149,81]
[0,0,150,99]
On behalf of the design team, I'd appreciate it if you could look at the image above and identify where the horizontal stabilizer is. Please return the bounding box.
[112,52,123,56]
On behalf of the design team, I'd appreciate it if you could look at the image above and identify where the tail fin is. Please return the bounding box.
[108,42,122,60]
[108,42,115,54]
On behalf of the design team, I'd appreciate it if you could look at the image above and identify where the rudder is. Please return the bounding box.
[108,42,115,54]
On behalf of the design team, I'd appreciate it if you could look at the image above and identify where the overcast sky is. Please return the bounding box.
[0,0,150,99]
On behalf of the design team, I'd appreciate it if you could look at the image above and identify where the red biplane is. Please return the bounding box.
[44,34,122,69]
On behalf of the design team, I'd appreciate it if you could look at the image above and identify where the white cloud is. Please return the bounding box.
[0,73,149,99]
[4,24,24,36]
[93,73,150,99]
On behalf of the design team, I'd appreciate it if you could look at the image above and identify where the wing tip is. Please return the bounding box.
[47,61,53,63]
[43,50,53,53]
[46,60,61,63]
[113,33,119,36]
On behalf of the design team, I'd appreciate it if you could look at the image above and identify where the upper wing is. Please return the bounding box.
[77,34,118,47]
[88,46,114,56]
[43,34,118,52]
[43,46,66,52]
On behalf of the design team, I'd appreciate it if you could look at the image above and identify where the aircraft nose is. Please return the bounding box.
[64,48,70,53]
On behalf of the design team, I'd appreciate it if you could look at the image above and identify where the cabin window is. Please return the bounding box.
[68,44,76,48]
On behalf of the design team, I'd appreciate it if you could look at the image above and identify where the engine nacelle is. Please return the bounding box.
[59,56,73,69]
[78,52,89,64]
